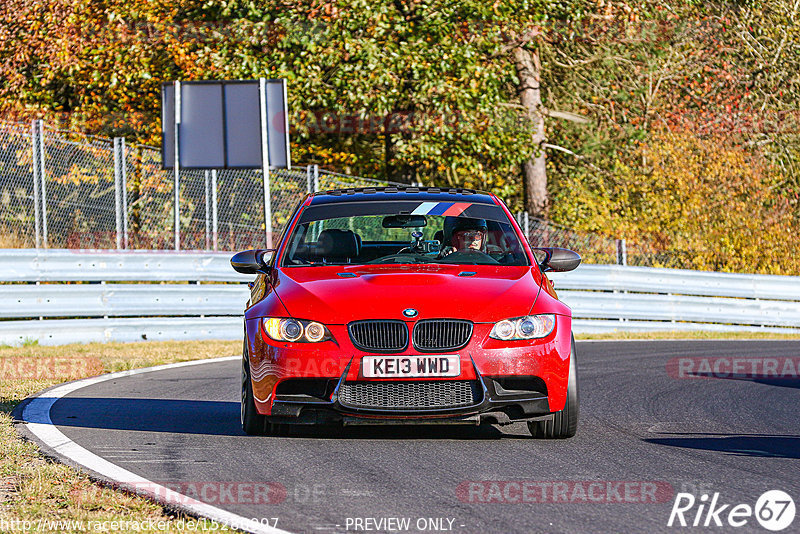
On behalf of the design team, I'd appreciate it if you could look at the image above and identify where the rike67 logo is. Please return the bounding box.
[668,490,796,531]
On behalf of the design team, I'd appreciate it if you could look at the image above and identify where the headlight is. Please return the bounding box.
[304,321,326,342]
[489,314,555,340]
[493,319,516,340]
[281,319,303,341]
[262,318,331,343]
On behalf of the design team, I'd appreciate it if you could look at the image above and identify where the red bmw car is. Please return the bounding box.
[231,187,581,438]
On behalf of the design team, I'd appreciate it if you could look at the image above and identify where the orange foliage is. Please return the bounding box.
[615,132,798,273]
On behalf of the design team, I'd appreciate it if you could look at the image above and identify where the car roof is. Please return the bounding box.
[308,186,497,206]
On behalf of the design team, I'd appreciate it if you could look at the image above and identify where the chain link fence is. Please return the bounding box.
[0,121,37,247]
[0,120,404,252]
[516,213,618,265]
[1,119,673,265]
[42,125,120,248]
[514,213,684,269]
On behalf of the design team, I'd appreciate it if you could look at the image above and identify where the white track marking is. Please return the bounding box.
[20,356,293,534]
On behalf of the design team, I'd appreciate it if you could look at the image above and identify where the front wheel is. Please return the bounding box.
[528,335,579,439]
[241,341,268,435]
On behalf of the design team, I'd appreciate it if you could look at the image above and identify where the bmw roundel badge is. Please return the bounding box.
[403,308,418,318]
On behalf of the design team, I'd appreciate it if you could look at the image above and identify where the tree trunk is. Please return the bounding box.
[384,132,393,182]
[513,46,548,218]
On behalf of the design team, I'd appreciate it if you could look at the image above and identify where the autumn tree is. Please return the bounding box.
[0,0,597,209]
[2,0,799,271]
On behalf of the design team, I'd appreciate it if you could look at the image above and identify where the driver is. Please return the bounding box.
[439,217,488,257]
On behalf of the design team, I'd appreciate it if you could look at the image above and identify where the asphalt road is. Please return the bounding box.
[16,341,800,533]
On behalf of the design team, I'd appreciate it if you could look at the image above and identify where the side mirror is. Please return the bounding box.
[231,249,274,274]
[536,247,581,272]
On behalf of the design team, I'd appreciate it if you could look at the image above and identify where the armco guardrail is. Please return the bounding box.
[549,264,800,301]
[0,250,251,345]
[1,284,248,318]
[549,265,800,334]
[0,249,253,282]
[1,250,799,346]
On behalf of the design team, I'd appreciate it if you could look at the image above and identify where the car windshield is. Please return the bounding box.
[282,201,529,266]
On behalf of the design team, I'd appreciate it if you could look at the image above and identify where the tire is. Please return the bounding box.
[528,335,579,439]
[241,340,268,435]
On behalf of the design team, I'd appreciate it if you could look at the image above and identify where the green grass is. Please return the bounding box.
[0,340,239,532]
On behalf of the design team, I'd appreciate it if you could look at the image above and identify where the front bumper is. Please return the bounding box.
[245,316,572,425]
[269,362,551,426]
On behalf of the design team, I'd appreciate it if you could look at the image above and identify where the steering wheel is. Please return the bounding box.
[397,244,427,255]
[366,253,433,264]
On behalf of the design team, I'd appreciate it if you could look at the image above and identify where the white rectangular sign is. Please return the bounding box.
[161,79,290,169]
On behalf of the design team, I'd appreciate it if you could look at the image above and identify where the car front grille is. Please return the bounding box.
[348,320,408,353]
[337,380,481,411]
[412,319,473,351]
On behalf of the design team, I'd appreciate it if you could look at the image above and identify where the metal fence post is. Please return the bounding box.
[36,120,48,248]
[313,164,319,192]
[113,137,124,250]
[121,137,129,249]
[173,81,181,251]
[523,211,530,241]
[306,165,312,194]
[616,239,627,266]
[211,169,218,251]
[30,121,42,249]
[204,170,211,251]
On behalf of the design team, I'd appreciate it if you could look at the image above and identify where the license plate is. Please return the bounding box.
[362,355,460,378]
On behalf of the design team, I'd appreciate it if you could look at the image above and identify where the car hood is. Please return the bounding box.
[274,264,542,324]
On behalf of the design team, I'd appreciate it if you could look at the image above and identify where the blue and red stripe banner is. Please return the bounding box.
[411,202,472,217]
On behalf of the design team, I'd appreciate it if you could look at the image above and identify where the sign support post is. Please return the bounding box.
[204,170,211,251]
[211,169,218,251]
[173,81,181,251]
[259,78,273,249]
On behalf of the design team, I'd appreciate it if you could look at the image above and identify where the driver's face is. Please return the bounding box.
[454,229,485,250]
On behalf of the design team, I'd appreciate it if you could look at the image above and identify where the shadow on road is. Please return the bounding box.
[745,378,800,390]
[644,433,800,459]
[683,375,800,390]
[288,423,506,440]
[35,397,516,440]
[33,397,245,436]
